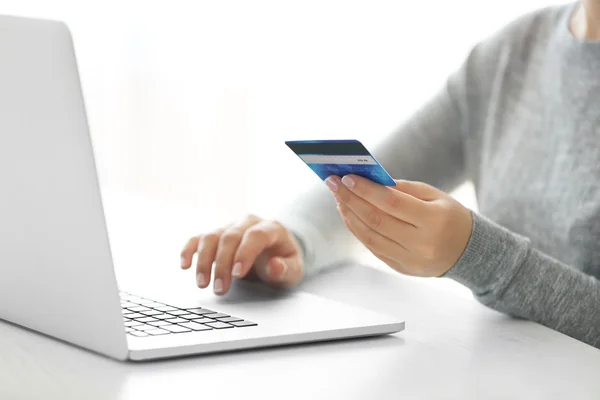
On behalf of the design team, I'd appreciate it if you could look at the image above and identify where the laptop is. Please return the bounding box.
[0,14,404,361]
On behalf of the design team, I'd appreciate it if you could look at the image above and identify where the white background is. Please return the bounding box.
[3,0,568,215]
[4,0,568,264]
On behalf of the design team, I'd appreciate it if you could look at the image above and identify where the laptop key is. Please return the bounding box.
[162,325,192,333]
[125,320,143,327]
[203,313,229,319]
[125,327,135,332]
[178,313,199,319]
[230,320,257,327]
[135,324,160,331]
[191,317,216,324]
[136,317,158,323]
[205,322,233,329]
[120,302,137,308]
[187,308,215,315]
[154,314,175,320]
[129,331,149,337]
[123,313,144,319]
[155,306,177,312]
[148,313,170,319]
[127,306,151,312]
[179,322,213,331]
[165,317,187,324]
[219,316,243,323]
[148,321,172,327]
[140,310,162,316]
[180,314,205,320]
[146,328,170,336]
[167,310,188,316]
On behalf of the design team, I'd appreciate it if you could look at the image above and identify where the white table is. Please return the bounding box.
[1,192,599,400]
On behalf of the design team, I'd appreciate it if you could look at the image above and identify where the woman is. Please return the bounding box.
[180,1,600,349]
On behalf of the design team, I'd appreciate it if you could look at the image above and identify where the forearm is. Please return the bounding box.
[446,212,600,348]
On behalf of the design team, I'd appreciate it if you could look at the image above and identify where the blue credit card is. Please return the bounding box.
[285,139,396,186]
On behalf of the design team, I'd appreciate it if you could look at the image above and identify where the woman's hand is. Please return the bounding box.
[326,175,473,277]
[180,215,304,295]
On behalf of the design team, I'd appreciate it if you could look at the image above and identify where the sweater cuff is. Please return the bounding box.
[276,212,358,277]
[443,211,531,297]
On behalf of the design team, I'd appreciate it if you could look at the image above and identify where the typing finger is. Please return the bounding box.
[213,215,261,295]
[180,236,200,270]
[195,228,226,288]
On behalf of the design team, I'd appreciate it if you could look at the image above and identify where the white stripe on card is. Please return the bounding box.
[299,154,377,165]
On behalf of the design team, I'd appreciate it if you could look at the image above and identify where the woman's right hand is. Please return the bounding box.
[180,215,305,295]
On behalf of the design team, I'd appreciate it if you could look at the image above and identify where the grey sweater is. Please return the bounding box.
[280,3,600,349]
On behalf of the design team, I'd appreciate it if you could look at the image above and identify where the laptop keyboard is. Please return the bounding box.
[120,292,257,338]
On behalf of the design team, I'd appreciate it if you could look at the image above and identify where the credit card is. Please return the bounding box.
[285,139,396,186]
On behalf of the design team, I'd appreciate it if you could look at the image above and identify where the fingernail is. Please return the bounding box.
[232,262,242,277]
[325,177,338,192]
[214,278,224,294]
[197,272,207,287]
[181,257,187,269]
[341,176,355,188]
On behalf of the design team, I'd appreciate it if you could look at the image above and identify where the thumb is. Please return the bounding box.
[257,255,304,288]
[392,180,441,201]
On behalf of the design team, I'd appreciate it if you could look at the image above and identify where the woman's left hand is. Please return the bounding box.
[325,175,473,277]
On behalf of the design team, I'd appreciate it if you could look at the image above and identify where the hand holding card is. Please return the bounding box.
[285,140,396,186]
[325,174,473,278]
[286,139,472,279]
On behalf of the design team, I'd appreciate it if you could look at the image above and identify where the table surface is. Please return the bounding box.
[1,192,599,400]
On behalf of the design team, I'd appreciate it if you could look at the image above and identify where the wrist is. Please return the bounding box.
[442,211,530,296]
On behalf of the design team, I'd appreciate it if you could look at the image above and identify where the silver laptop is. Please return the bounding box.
[0,15,404,361]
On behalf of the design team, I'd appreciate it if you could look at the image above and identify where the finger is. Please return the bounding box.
[336,175,429,226]
[195,229,225,288]
[332,178,418,246]
[232,220,294,280]
[392,180,442,201]
[213,215,261,295]
[338,203,411,261]
[180,236,200,270]
[338,211,412,274]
